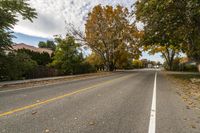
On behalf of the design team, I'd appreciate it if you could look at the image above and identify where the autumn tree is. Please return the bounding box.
[132,60,143,69]
[115,48,133,69]
[0,0,37,52]
[86,53,104,71]
[75,5,141,71]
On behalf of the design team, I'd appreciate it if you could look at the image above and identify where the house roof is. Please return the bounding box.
[12,43,53,55]
[180,57,197,65]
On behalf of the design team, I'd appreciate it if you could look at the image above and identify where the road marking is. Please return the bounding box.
[148,72,157,133]
[0,74,132,117]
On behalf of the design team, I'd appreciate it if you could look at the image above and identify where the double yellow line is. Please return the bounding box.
[0,74,132,117]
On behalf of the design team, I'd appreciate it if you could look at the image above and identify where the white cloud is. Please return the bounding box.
[13,0,136,39]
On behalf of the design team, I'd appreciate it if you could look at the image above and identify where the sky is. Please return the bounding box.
[12,0,164,63]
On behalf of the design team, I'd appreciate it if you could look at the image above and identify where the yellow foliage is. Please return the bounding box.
[84,5,142,70]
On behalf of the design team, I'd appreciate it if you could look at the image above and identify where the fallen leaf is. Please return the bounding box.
[89,121,95,125]
[191,124,196,129]
[186,106,190,109]
[45,129,49,133]
[32,111,37,115]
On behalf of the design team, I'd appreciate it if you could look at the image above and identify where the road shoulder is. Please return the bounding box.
[157,72,200,133]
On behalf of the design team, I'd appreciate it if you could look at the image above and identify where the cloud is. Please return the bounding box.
[13,0,136,39]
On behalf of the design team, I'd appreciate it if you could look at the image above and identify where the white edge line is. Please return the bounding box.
[148,71,157,133]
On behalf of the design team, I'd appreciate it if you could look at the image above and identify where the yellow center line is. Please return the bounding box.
[0,74,132,117]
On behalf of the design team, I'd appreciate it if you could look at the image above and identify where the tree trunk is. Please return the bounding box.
[168,55,175,71]
[168,61,173,71]
[162,52,174,71]
[109,62,115,71]
[104,62,115,71]
[197,62,200,72]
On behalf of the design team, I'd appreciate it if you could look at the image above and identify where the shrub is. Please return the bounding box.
[73,62,97,74]
[183,64,198,72]
[25,66,59,79]
[0,52,38,81]
[17,49,52,66]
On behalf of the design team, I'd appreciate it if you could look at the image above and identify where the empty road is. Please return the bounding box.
[0,70,199,133]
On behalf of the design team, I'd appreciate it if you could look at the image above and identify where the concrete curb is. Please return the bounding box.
[0,72,112,87]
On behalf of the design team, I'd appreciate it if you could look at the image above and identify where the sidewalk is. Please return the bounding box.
[0,72,112,87]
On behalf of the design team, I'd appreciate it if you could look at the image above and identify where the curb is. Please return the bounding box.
[0,72,112,88]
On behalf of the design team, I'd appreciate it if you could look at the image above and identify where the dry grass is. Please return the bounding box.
[167,74,200,110]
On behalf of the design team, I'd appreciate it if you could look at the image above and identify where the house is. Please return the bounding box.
[180,57,197,65]
[180,57,200,72]
[11,43,53,55]
[147,64,153,68]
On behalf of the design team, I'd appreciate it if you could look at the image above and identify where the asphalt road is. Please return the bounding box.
[0,70,199,133]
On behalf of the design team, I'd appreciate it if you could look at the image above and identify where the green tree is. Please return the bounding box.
[0,0,37,52]
[181,0,200,66]
[38,40,56,51]
[38,41,46,48]
[134,0,183,70]
[50,35,84,74]
[134,0,200,71]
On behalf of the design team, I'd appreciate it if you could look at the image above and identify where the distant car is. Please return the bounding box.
[154,65,160,69]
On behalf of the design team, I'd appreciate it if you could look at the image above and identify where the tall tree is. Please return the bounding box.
[183,0,200,67]
[69,5,141,71]
[0,0,37,52]
[84,5,141,71]
[134,0,200,71]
